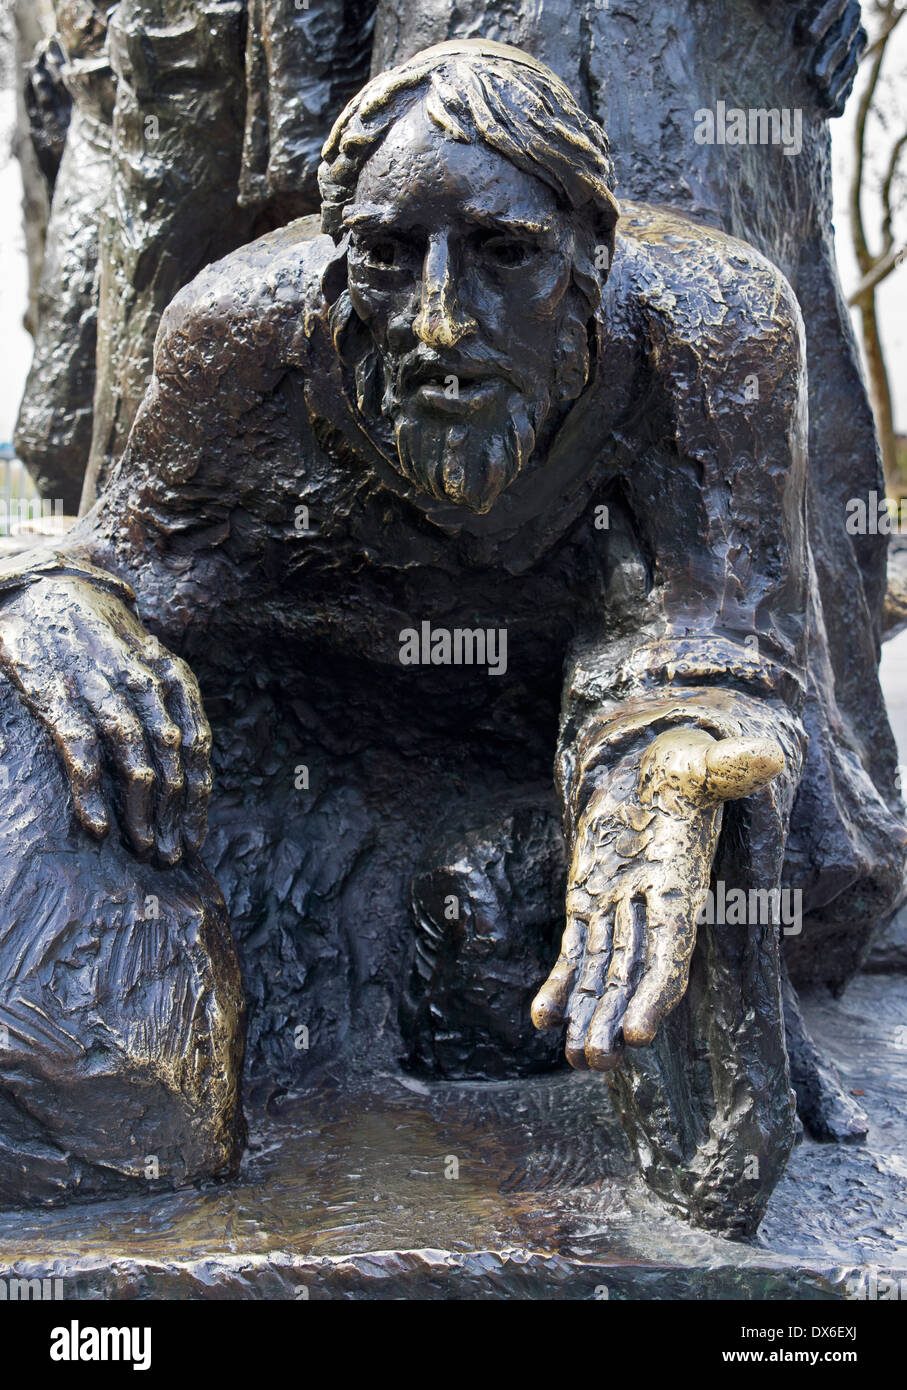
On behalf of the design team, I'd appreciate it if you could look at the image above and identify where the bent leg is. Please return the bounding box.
[0,677,245,1205]
[608,791,798,1239]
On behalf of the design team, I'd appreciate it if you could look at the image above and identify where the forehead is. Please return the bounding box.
[348,99,561,231]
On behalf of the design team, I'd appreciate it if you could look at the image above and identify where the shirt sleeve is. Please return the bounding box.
[557,207,811,852]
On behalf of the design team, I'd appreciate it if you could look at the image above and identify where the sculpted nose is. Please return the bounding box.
[413,233,477,349]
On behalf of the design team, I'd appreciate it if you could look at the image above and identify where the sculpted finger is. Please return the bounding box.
[622,895,698,1047]
[701,737,784,803]
[125,667,184,864]
[825,33,866,112]
[155,653,212,854]
[803,0,849,45]
[80,676,156,854]
[531,908,585,1030]
[532,959,579,1031]
[564,979,602,1069]
[564,906,614,1069]
[813,0,863,85]
[43,688,108,837]
[0,655,109,837]
[585,894,646,1069]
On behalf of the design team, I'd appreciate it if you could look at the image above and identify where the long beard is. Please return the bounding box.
[392,389,542,514]
[334,290,592,514]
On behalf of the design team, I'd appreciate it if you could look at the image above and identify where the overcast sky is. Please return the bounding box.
[831,15,906,436]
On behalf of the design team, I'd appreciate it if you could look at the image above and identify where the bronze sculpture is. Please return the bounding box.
[13,0,113,512]
[0,38,903,1244]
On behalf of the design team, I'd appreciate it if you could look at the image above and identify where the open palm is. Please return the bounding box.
[532,728,785,1069]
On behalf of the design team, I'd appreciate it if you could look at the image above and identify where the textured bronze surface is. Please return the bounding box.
[372,0,900,998]
[14,1,112,511]
[2,35,904,1247]
[0,974,906,1298]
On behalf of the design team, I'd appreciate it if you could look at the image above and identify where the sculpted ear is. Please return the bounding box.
[573,209,618,296]
[327,287,376,369]
[322,235,375,366]
[321,242,350,308]
[553,301,592,404]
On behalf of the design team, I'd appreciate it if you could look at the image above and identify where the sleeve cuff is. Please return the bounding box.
[0,549,137,610]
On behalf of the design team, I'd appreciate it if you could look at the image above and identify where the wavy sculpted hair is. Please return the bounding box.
[317,39,620,328]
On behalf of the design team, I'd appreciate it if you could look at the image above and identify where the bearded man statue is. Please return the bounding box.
[0,42,900,1237]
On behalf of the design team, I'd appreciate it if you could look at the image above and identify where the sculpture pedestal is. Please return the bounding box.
[1,973,905,1300]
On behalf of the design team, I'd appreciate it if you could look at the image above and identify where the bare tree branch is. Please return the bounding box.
[861,0,905,59]
[849,0,906,485]
[847,242,907,301]
[851,28,890,270]
[881,130,907,248]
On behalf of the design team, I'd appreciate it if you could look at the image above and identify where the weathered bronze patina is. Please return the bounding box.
[0,39,903,1241]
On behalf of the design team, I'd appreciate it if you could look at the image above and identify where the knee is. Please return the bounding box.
[0,858,245,1191]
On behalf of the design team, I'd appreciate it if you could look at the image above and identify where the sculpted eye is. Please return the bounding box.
[368,241,399,266]
[479,235,536,269]
[356,238,410,270]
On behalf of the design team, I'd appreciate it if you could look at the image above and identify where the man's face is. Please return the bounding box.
[344,101,580,514]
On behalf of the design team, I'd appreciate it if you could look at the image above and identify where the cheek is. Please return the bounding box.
[346,277,380,327]
[481,258,573,340]
[346,273,409,338]
[530,255,574,313]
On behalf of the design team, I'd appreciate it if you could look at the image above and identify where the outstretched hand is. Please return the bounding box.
[532,728,784,1069]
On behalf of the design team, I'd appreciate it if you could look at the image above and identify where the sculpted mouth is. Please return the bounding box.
[413,375,501,414]
[401,362,506,414]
